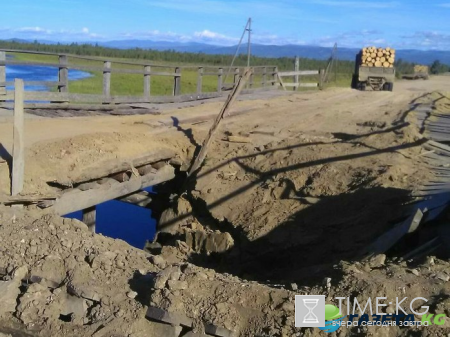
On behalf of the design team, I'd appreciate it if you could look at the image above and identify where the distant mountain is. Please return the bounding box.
[4,38,450,65]
[99,40,450,64]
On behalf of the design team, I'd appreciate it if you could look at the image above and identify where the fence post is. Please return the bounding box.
[0,51,5,95]
[294,56,299,91]
[173,67,181,96]
[217,68,223,93]
[234,68,240,84]
[273,67,278,86]
[248,68,254,89]
[197,67,203,94]
[58,55,69,93]
[144,65,151,100]
[12,79,24,196]
[319,69,325,90]
[103,61,111,101]
[262,67,267,87]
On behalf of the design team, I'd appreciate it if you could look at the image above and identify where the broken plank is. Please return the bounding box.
[54,165,175,215]
[225,135,252,143]
[362,208,423,257]
[117,190,153,207]
[58,149,176,185]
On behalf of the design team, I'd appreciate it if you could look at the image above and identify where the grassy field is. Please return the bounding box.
[12,52,351,97]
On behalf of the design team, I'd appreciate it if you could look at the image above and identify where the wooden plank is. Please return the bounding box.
[279,70,319,76]
[197,67,203,94]
[362,209,423,257]
[173,67,181,96]
[294,57,299,91]
[0,81,62,87]
[188,69,251,177]
[299,83,319,88]
[277,72,287,91]
[144,65,151,99]
[11,79,25,196]
[54,165,175,215]
[217,68,223,93]
[103,61,111,100]
[117,190,152,207]
[0,51,5,95]
[58,55,68,93]
[57,148,176,185]
[82,206,96,233]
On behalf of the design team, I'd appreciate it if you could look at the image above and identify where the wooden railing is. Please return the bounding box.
[277,69,324,90]
[0,49,278,105]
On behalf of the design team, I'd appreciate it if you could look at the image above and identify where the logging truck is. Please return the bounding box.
[402,65,429,80]
[352,46,396,91]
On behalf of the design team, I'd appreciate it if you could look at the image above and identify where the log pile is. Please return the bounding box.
[414,65,429,73]
[359,47,395,68]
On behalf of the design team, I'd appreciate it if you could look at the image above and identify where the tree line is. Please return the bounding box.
[0,40,447,77]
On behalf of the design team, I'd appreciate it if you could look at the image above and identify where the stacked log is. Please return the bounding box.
[414,65,429,73]
[359,47,395,68]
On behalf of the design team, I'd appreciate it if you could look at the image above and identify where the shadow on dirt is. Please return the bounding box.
[152,112,428,285]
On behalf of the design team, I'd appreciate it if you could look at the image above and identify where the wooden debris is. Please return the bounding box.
[362,208,423,257]
[53,148,176,186]
[225,135,252,143]
[53,164,175,215]
[188,69,252,177]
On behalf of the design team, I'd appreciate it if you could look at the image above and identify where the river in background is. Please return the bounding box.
[5,64,156,249]
[6,64,91,91]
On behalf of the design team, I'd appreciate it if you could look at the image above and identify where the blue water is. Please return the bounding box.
[6,65,91,91]
[6,63,156,249]
[67,197,156,249]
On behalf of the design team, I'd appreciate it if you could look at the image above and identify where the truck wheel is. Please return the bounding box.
[360,83,366,91]
[383,83,389,91]
[388,83,394,92]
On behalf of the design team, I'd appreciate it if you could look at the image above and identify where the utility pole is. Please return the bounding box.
[246,18,252,67]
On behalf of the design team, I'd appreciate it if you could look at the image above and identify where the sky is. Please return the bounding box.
[1,0,450,50]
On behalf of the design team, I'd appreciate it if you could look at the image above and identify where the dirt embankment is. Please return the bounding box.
[1,79,450,336]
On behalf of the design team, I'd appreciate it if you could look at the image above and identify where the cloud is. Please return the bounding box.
[0,26,103,41]
[312,0,398,8]
[399,31,450,49]
[310,29,388,48]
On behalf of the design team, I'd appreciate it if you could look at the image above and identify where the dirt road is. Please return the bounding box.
[1,76,449,197]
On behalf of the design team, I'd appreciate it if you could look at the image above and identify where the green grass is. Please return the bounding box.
[12,52,350,97]
[13,53,231,96]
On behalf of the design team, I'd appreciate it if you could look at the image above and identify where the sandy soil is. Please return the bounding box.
[1,76,450,336]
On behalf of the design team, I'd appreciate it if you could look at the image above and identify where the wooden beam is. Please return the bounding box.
[55,148,176,186]
[58,55,69,93]
[362,208,424,257]
[103,61,111,100]
[0,51,5,95]
[188,69,251,177]
[82,206,96,233]
[294,57,299,91]
[217,68,223,93]
[11,79,25,196]
[144,65,151,99]
[197,67,203,94]
[54,165,175,215]
[278,70,319,76]
[117,190,153,207]
[173,67,181,96]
